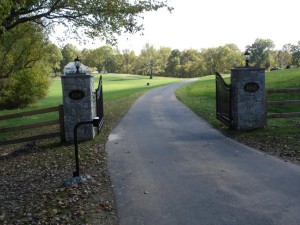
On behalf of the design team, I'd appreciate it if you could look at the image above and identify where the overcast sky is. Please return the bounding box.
[52,0,300,53]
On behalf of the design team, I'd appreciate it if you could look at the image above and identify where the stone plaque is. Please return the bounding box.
[244,82,259,93]
[69,90,85,100]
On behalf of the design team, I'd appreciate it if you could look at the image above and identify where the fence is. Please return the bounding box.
[215,72,232,126]
[266,88,300,119]
[95,75,104,132]
[0,105,65,145]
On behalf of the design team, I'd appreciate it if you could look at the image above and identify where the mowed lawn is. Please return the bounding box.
[176,68,300,162]
[0,74,182,139]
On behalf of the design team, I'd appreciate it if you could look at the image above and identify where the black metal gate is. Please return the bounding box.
[95,75,104,132]
[215,72,232,126]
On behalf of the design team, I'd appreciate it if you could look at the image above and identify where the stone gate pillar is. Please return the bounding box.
[231,67,266,130]
[61,73,95,142]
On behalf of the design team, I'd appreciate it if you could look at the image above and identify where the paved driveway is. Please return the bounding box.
[106,80,300,225]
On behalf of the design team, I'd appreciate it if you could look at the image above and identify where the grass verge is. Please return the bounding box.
[176,69,300,163]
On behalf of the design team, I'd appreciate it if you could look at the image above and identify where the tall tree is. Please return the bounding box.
[275,47,292,68]
[215,44,243,73]
[156,47,172,76]
[166,49,181,77]
[122,49,137,74]
[0,0,172,44]
[291,41,300,67]
[247,38,275,69]
[180,49,206,77]
[88,46,115,73]
[61,44,80,71]
[138,43,157,76]
[200,44,243,75]
[0,23,52,109]
[280,44,293,68]
[201,48,218,75]
[48,43,63,76]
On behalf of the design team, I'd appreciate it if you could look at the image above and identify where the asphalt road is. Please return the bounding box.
[106,80,300,225]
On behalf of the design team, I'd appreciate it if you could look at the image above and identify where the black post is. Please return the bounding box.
[149,60,153,79]
[246,59,249,67]
[73,118,100,177]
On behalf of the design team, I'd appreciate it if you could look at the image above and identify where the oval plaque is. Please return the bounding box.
[244,82,259,93]
[69,90,85,100]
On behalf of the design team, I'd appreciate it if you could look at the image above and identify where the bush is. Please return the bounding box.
[0,63,51,109]
[0,23,53,109]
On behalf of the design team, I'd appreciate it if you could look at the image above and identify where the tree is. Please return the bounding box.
[156,47,171,76]
[166,49,181,77]
[274,48,292,69]
[0,0,172,44]
[215,44,243,73]
[61,44,80,71]
[122,49,137,74]
[201,48,218,75]
[111,51,124,73]
[280,44,293,68]
[247,38,275,69]
[48,43,63,76]
[180,49,206,77]
[200,44,243,75]
[88,46,115,73]
[291,41,300,67]
[99,46,116,73]
[135,44,157,76]
[0,23,52,109]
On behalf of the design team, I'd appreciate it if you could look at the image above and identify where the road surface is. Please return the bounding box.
[106,80,300,225]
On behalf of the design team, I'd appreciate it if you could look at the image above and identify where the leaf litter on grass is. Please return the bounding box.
[0,137,118,225]
[0,98,138,224]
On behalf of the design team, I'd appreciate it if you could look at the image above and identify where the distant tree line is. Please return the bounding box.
[58,39,300,78]
[2,31,300,110]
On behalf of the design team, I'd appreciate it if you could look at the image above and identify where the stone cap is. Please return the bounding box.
[231,67,265,71]
[64,62,92,75]
[61,73,93,78]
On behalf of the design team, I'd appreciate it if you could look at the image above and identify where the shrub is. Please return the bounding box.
[0,63,51,109]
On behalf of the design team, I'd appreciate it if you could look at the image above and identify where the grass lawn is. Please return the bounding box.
[0,73,181,114]
[176,68,300,163]
[0,74,181,138]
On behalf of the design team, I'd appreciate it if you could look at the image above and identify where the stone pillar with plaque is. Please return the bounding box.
[230,67,266,130]
[61,73,95,142]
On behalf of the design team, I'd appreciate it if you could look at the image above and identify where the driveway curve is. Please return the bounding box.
[106,80,300,225]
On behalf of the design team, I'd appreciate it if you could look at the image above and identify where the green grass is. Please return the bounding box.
[176,68,300,127]
[0,74,182,140]
[176,68,300,161]
[1,74,181,111]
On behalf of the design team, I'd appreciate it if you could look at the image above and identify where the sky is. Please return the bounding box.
[51,0,300,53]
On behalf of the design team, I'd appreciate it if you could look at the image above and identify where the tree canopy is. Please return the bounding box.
[0,0,172,109]
[0,22,53,109]
[0,0,172,44]
[247,38,275,69]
